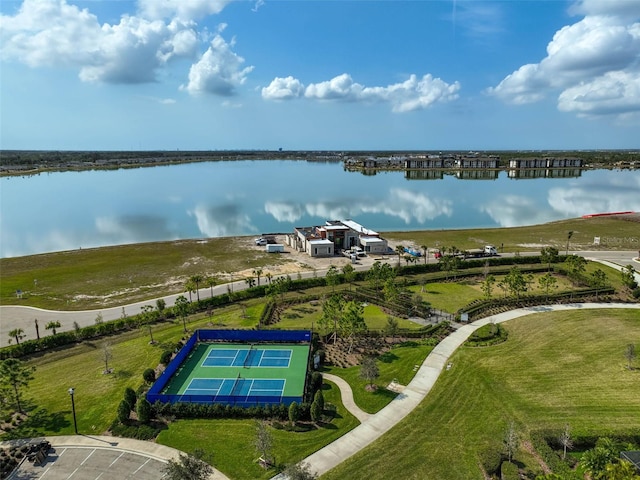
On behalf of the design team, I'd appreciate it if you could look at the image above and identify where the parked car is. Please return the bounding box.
[255,237,267,246]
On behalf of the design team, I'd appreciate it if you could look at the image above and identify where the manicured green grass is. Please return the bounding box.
[409,264,622,314]
[324,340,436,413]
[322,309,640,480]
[408,282,484,313]
[1,303,273,439]
[156,380,359,480]
[278,302,423,331]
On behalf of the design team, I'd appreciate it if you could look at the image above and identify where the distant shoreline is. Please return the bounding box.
[1,149,638,177]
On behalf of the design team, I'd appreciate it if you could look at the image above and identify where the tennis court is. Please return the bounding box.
[158,340,309,405]
[183,377,286,397]
[202,347,292,368]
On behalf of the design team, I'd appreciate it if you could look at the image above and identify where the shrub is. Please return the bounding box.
[137,399,152,424]
[310,400,322,423]
[124,387,137,411]
[500,461,519,480]
[311,372,323,393]
[313,390,324,412]
[478,444,504,476]
[142,368,156,384]
[288,402,301,424]
[117,400,131,424]
[109,419,159,440]
[160,350,173,366]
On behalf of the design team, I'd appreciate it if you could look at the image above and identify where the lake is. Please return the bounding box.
[1,160,639,258]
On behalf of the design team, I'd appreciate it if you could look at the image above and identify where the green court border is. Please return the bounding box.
[162,343,309,397]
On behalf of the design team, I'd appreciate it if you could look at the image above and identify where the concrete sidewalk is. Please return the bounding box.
[322,373,372,423]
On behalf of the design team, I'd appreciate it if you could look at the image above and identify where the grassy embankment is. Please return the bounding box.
[322,309,640,480]
[1,216,638,311]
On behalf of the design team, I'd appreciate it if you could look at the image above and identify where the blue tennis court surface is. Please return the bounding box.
[202,348,292,368]
[183,378,286,397]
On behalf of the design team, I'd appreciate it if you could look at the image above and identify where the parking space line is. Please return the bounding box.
[108,451,124,467]
[133,458,152,474]
[67,467,79,479]
[81,448,96,465]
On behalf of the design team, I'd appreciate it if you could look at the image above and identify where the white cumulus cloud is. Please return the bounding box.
[487,1,640,118]
[263,73,460,112]
[0,0,249,92]
[182,34,254,96]
[137,0,231,21]
[261,76,305,100]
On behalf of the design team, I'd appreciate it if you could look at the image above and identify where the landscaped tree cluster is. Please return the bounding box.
[318,294,367,352]
[0,358,35,414]
[162,449,213,480]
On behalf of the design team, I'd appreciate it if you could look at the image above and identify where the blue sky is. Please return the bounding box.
[1,0,639,150]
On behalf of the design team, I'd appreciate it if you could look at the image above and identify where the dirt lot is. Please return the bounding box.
[234,234,399,280]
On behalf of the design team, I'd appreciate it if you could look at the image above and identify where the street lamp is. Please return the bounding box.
[68,387,78,434]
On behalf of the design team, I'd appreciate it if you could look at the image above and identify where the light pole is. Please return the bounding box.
[68,387,78,434]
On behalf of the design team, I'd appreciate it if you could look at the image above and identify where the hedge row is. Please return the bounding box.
[461,287,616,321]
[151,400,308,421]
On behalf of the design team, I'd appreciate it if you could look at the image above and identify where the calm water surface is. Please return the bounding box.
[1,160,639,258]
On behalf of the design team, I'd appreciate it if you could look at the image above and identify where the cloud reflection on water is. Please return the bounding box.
[264,188,453,225]
[189,204,257,237]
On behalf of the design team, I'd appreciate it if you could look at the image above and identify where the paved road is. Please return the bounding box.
[1,251,637,344]
[0,261,379,342]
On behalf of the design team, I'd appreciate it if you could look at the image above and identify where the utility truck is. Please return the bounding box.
[463,245,498,258]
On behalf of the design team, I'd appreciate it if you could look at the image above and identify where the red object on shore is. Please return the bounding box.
[582,211,634,218]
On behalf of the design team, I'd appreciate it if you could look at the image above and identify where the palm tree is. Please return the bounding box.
[8,328,25,345]
[184,279,196,302]
[395,245,404,268]
[205,276,217,297]
[174,295,190,333]
[265,272,273,285]
[421,245,428,264]
[566,230,573,255]
[253,268,263,287]
[189,275,203,302]
[45,321,61,335]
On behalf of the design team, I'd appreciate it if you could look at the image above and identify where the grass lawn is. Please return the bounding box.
[278,302,423,331]
[385,216,640,254]
[323,340,436,413]
[1,304,274,440]
[408,282,484,313]
[409,263,623,314]
[0,238,294,310]
[322,309,640,480]
[156,380,359,480]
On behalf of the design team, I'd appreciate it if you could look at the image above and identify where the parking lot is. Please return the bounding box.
[11,445,167,480]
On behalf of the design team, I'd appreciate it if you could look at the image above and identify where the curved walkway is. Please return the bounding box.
[322,374,372,423]
[287,302,640,478]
